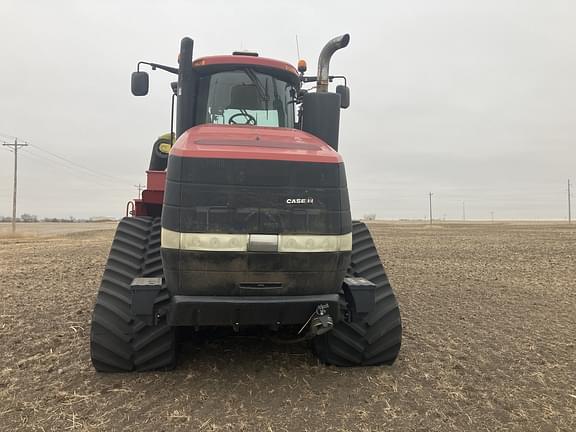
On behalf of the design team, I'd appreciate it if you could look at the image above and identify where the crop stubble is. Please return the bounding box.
[0,222,574,431]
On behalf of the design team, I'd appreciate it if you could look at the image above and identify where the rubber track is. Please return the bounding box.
[90,217,176,372]
[313,221,402,366]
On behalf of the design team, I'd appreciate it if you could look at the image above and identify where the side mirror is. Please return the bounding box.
[336,85,350,109]
[131,71,149,96]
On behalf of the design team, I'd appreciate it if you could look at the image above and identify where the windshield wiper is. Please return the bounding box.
[244,68,269,102]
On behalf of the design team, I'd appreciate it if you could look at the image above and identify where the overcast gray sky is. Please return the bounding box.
[1,0,575,220]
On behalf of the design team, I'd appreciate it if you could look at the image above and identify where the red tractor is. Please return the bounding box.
[90,34,402,371]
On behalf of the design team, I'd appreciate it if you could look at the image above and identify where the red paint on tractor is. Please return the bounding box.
[133,170,167,216]
[146,170,166,191]
[133,199,146,216]
[170,124,343,164]
[193,55,298,76]
[133,125,341,217]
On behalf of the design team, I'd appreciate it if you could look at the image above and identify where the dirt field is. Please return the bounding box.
[1,222,574,431]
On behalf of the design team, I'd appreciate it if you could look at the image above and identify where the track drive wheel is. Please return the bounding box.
[314,221,402,366]
[90,217,175,372]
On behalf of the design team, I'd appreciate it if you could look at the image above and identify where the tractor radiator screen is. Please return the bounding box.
[162,156,351,235]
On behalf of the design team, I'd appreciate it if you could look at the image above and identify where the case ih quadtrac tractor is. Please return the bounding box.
[90,34,402,371]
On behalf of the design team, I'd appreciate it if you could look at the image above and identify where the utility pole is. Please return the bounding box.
[428,192,433,225]
[569,179,572,224]
[491,211,494,224]
[462,201,466,222]
[2,138,28,233]
[134,184,144,199]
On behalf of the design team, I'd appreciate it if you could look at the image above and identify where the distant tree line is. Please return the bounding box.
[0,215,116,223]
[0,214,39,223]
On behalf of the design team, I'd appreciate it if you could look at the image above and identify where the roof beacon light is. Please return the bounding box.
[298,59,307,73]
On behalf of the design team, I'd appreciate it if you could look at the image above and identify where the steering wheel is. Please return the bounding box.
[228,112,257,125]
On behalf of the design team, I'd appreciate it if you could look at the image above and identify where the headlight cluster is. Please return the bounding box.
[278,234,351,252]
[181,233,249,251]
[161,229,352,252]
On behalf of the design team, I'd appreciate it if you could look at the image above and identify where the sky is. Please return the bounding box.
[0,0,575,220]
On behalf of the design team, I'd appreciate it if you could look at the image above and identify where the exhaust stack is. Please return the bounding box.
[176,37,197,138]
[317,34,350,93]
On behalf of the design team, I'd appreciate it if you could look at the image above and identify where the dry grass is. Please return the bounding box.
[0,222,574,431]
[0,222,117,239]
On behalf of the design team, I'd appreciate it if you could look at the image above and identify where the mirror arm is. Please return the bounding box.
[137,61,179,75]
[329,75,347,87]
[301,75,347,86]
[301,76,317,83]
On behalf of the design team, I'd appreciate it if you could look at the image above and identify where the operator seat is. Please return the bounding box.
[228,84,262,110]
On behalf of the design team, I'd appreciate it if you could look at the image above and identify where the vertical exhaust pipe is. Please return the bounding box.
[176,37,197,137]
[316,34,350,93]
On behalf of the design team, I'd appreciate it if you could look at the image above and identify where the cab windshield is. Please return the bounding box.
[195,69,296,128]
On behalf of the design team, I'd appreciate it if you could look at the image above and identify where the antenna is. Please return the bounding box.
[295,34,301,60]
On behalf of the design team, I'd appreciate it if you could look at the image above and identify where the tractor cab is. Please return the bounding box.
[192,55,300,129]
[131,40,350,154]
[141,53,303,174]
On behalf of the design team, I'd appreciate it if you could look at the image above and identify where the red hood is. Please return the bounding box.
[170,124,342,164]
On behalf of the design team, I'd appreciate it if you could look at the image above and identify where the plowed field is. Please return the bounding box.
[1,222,574,431]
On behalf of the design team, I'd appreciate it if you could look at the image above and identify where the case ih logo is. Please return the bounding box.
[286,198,314,205]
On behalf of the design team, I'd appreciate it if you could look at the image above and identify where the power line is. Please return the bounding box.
[17,148,132,190]
[28,144,127,183]
[25,146,139,189]
[0,131,21,140]
[4,142,138,201]
[23,147,118,186]
[2,137,29,233]
[3,132,129,183]
[428,192,433,225]
[134,183,145,199]
[2,132,132,185]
